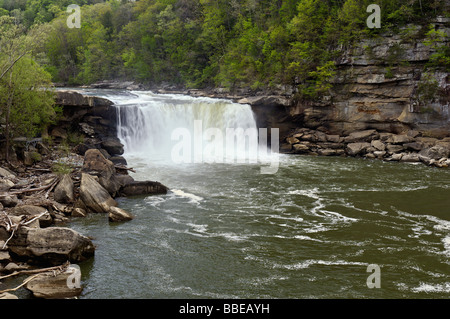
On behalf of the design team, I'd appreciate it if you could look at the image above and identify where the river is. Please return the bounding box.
[68,90,450,299]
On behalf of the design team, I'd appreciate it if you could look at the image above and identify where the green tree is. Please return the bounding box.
[0,16,56,162]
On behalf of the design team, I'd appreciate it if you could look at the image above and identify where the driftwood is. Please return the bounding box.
[0,262,70,294]
[0,261,70,281]
[9,177,60,195]
[114,165,136,173]
[1,210,49,250]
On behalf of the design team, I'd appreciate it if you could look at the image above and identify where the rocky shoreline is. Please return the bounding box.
[280,128,450,168]
[0,90,168,299]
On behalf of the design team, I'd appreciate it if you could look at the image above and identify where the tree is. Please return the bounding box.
[0,16,56,162]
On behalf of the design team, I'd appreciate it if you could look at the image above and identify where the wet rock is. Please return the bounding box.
[53,174,75,204]
[292,143,310,153]
[11,205,53,228]
[79,173,117,214]
[25,265,83,299]
[71,208,87,218]
[110,156,128,166]
[108,207,134,222]
[101,138,124,156]
[318,149,337,156]
[115,174,135,187]
[7,226,95,265]
[345,142,371,156]
[119,181,169,197]
[280,143,292,152]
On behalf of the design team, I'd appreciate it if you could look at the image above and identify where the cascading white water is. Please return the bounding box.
[110,91,269,165]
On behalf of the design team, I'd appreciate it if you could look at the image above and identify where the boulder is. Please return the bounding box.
[345,143,371,156]
[53,174,75,204]
[371,140,386,151]
[25,265,83,299]
[119,181,169,197]
[11,205,53,228]
[344,130,379,143]
[386,134,414,145]
[292,143,310,153]
[101,138,124,156]
[79,173,117,214]
[400,153,420,163]
[82,149,121,196]
[7,226,95,265]
[403,142,423,152]
[326,135,341,143]
[286,137,300,145]
[318,149,337,156]
[280,143,292,152]
[373,151,387,158]
[386,144,404,154]
[0,179,14,191]
[419,145,450,160]
[0,250,11,261]
[0,194,18,207]
[108,207,134,222]
[109,156,128,166]
[0,167,16,178]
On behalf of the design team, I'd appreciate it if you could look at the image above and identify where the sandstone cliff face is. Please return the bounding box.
[247,19,449,139]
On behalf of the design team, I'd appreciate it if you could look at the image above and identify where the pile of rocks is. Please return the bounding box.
[0,149,169,299]
[281,128,450,168]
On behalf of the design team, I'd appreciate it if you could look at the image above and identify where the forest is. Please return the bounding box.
[0,0,448,147]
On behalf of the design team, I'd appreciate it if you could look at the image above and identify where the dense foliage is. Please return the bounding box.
[0,0,448,93]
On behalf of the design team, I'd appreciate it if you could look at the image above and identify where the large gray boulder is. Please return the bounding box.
[7,226,95,265]
[346,142,371,156]
[108,207,134,222]
[82,149,121,196]
[53,174,75,204]
[419,145,450,160]
[119,181,169,197]
[79,173,117,214]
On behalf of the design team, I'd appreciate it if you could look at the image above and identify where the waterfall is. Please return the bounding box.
[110,91,271,165]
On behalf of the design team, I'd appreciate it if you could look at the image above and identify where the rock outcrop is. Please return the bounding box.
[79,173,117,214]
[7,226,95,265]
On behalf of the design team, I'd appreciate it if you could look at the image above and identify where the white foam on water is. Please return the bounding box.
[274,259,369,270]
[410,282,450,293]
[171,189,204,204]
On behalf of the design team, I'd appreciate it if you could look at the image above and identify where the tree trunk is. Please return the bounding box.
[5,69,13,163]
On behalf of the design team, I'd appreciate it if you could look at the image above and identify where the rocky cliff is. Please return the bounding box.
[242,19,450,140]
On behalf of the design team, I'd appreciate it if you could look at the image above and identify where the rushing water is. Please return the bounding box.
[68,90,450,299]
